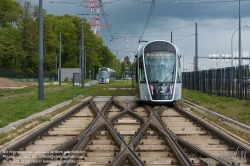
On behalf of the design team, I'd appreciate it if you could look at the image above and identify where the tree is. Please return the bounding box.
[43,15,59,73]
[0,0,120,77]
[0,28,23,70]
[15,1,39,72]
[0,0,18,28]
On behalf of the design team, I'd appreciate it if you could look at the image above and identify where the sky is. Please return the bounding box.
[27,0,250,71]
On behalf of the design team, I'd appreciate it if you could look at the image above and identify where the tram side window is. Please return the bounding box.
[139,56,146,83]
[140,69,146,83]
[177,58,181,83]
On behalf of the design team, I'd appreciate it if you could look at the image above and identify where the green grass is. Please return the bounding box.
[0,98,83,145]
[0,80,134,128]
[189,107,250,142]
[182,88,250,126]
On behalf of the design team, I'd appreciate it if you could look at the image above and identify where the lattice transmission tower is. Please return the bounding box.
[79,0,108,37]
[124,34,131,65]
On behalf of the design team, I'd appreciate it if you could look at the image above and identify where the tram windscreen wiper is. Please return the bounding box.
[159,72,173,86]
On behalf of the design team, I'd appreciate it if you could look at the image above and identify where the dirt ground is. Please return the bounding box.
[0,77,37,87]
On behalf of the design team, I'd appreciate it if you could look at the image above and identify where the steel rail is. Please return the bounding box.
[146,105,193,166]
[109,109,146,126]
[129,103,152,120]
[181,99,250,131]
[110,98,126,111]
[154,115,229,165]
[126,104,192,166]
[174,135,230,166]
[112,104,156,165]
[0,98,94,164]
[109,147,145,166]
[103,100,124,118]
[62,81,129,165]
[108,149,144,166]
[131,104,230,166]
[24,97,100,165]
[63,97,146,166]
[154,105,230,165]
[107,102,148,124]
[61,114,109,165]
[153,105,233,166]
[62,98,125,166]
[174,103,250,161]
[158,126,230,166]
[128,106,155,147]
[126,103,199,166]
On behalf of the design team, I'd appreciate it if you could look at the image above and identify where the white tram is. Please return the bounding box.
[98,67,116,83]
[135,40,182,103]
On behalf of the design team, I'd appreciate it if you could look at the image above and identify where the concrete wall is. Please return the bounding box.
[58,68,81,81]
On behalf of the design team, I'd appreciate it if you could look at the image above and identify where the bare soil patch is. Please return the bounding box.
[0,77,37,88]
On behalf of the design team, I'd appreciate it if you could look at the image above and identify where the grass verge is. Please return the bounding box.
[0,97,83,146]
[182,88,250,125]
[0,80,133,128]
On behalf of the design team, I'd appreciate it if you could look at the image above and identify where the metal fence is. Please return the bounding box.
[182,65,250,100]
[0,68,58,81]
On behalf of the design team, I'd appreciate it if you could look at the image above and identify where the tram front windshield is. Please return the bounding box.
[99,68,109,79]
[144,52,176,83]
[100,71,108,78]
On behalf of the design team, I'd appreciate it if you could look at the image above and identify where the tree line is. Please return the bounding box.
[0,0,129,78]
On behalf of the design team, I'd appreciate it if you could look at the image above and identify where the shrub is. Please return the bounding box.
[64,77,69,82]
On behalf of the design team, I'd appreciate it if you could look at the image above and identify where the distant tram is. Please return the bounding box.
[134,40,182,103]
[98,67,116,83]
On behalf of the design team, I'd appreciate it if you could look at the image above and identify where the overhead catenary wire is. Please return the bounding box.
[98,0,120,57]
[101,34,194,38]
[173,34,195,42]
[50,0,83,4]
[136,0,250,4]
[144,25,194,34]
[139,0,155,40]
[99,0,119,4]
[103,25,194,35]
[171,0,238,4]
[50,0,118,4]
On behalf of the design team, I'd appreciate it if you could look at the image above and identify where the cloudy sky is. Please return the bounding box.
[28,0,250,71]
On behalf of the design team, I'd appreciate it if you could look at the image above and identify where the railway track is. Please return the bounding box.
[1,96,250,166]
[0,97,97,166]
[157,105,250,166]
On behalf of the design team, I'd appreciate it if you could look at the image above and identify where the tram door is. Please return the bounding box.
[138,55,149,100]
